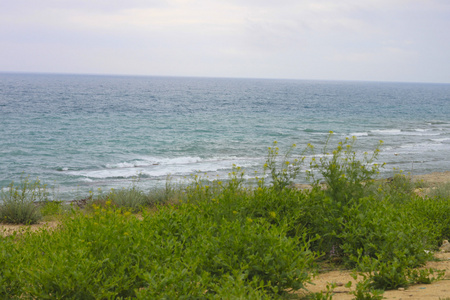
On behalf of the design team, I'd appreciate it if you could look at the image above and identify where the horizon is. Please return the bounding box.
[2,70,449,86]
[1,1,449,85]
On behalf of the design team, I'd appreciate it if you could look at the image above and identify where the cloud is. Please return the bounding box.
[0,0,449,82]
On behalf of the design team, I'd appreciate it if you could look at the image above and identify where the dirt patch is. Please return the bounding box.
[299,253,450,299]
[0,221,59,236]
[414,171,450,186]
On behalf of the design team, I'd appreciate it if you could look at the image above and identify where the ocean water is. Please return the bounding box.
[1,73,449,200]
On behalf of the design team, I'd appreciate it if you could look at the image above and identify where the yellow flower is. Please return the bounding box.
[105,200,112,206]
[246,217,253,223]
[124,232,129,236]
[233,211,238,214]
[269,211,276,218]
[124,211,132,217]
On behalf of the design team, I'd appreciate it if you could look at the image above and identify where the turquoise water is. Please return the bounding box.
[1,73,449,199]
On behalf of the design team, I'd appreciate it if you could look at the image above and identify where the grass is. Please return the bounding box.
[1,135,449,299]
[0,176,47,224]
[428,182,450,199]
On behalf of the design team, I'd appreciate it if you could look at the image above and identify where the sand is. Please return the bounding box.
[299,252,450,299]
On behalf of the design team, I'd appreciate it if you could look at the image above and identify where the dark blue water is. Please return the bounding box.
[1,73,449,199]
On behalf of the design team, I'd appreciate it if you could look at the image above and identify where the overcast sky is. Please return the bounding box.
[1,0,449,83]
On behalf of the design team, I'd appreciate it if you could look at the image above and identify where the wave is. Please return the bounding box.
[431,138,450,142]
[369,128,444,137]
[370,129,402,135]
[66,156,262,180]
[105,156,203,169]
[350,132,369,137]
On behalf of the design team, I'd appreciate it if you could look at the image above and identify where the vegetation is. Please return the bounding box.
[1,134,449,299]
[0,176,47,224]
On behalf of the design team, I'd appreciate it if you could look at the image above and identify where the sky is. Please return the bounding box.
[0,0,449,83]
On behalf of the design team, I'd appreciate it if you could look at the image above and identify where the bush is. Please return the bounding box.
[428,182,450,199]
[0,193,318,298]
[105,187,147,212]
[308,134,383,204]
[263,141,306,191]
[405,196,450,246]
[0,177,47,224]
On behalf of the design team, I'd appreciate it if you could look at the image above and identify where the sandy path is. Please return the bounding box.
[300,253,450,299]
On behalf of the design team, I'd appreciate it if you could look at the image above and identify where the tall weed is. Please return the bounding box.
[264,141,306,191]
[0,177,47,224]
[308,134,383,204]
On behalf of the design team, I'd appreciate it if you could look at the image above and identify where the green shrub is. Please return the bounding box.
[263,141,306,191]
[107,187,147,212]
[355,257,443,290]
[339,196,433,268]
[347,273,384,300]
[0,192,318,298]
[0,177,47,224]
[405,196,450,246]
[428,182,450,199]
[308,134,383,205]
[39,200,69,218]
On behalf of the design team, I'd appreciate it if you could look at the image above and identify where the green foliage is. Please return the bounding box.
[308,134,383,204]
[0,191,317,298]
[404,196,450,247]
[376,171,417,204]
[0,177,47,224]
[39,200,66,218]
[264,141,306,191]
[407,268,445,285]
[347,274,384,300]
[341,197,433,268]
[305,282,336,300]
[354,257,443,291]
[107,186,147,212]
[428,182,450,199]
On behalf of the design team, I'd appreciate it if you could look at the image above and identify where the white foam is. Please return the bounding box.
[431,138,450,142]
[370,129,402,135]
[67,156,262,180]
[396,142,448,152]
[350,132,368,137]
[106,156,203,169]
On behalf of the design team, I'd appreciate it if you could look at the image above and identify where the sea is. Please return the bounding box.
[1,73,449,200]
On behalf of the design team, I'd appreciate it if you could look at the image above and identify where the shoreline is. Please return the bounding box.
[26,170,450,207]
